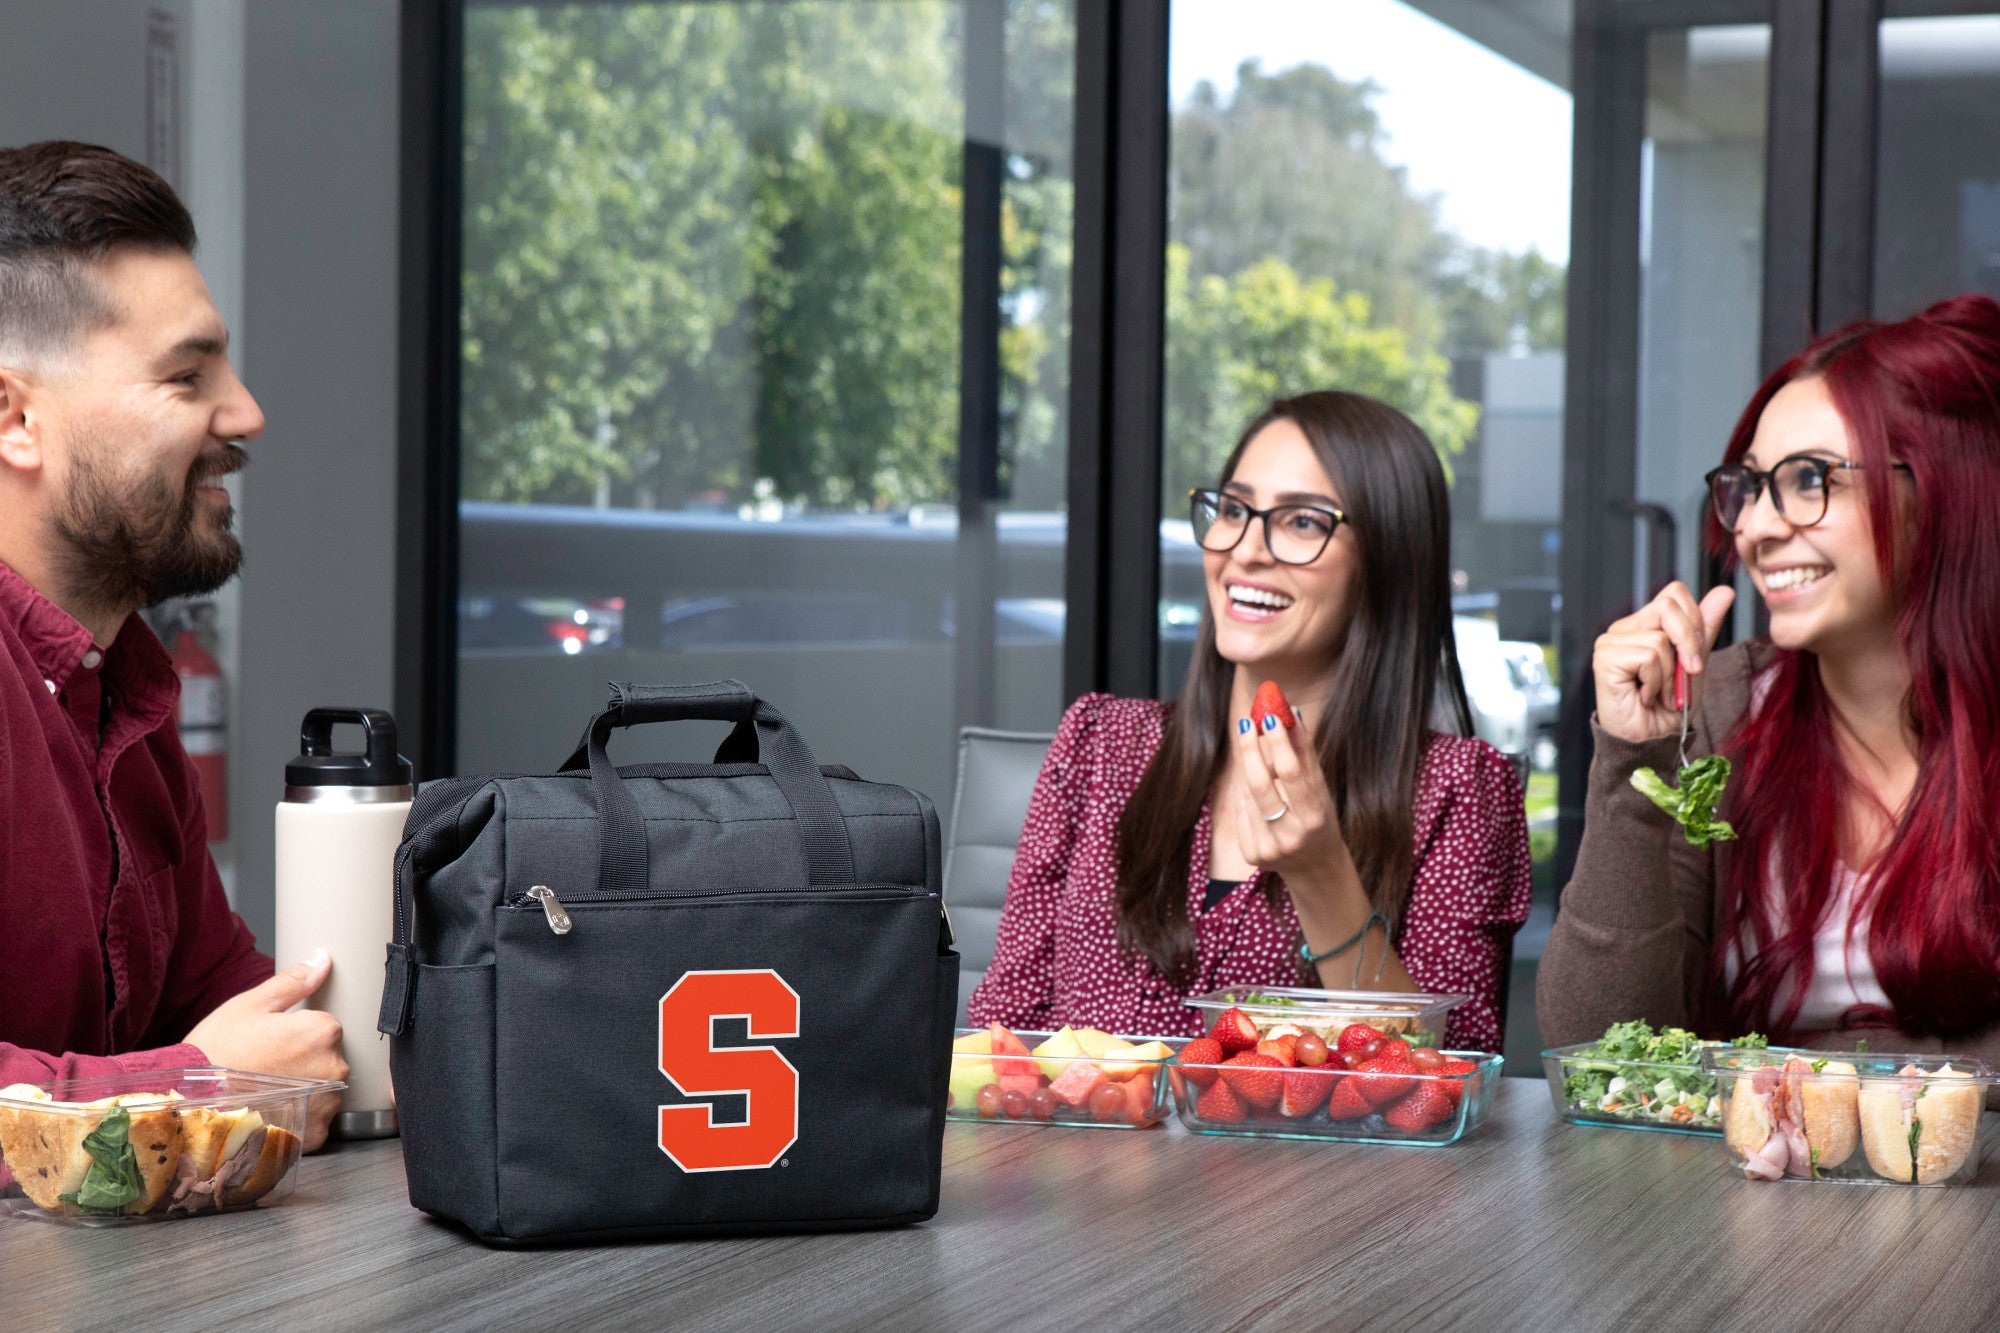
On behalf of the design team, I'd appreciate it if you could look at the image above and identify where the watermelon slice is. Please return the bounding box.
[1122,1069,1159,1123]
[1048,1059,1109,1108]
[988,1023,1037,1079]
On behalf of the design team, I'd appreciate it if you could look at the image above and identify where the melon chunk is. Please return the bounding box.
[1031,1026,1087,1081]
[1101,1039,1171,1081]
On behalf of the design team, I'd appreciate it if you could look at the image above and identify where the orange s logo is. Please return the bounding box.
[657,969,800,1172]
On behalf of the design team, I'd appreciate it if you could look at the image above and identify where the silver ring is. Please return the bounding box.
[1262,804,1289,823]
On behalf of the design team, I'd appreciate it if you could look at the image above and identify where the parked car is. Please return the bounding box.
[1454,616,1558,767]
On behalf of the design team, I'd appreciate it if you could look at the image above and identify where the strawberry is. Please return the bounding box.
[1435,1057,1480,1108]
[1220,1052,1285,1109]
[1277,1066,1333,1117]
[1252,680,1297,731]
[1195,1077,1247,1123]
[1176,1037,1225,1089]
[1375,1039,1414,1066]
[1336,1023,1383,1057]
[1262,1023,1305,1041]
[1210,1007,1261,1054]
[1325,1076,1373,1121]
[1384,1082,1455,1132]
[1255,1035,1298,1067]
[1354,1055,1417,1107]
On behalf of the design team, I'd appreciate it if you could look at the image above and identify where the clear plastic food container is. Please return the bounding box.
[0,1067,344,1225]
[1183,986,1468,1051]
[1167,1049,1502,1146]
[947,1026,1181,1128]
[1540,1041,1804,1135]
[1703,1049,1997,1186]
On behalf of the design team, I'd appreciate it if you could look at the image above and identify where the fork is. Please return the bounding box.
[1674,660,1691,770]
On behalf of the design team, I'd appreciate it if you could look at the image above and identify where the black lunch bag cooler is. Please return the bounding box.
[378,681,958,1244]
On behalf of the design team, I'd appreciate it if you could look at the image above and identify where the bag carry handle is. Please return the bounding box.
[560,680,857,894]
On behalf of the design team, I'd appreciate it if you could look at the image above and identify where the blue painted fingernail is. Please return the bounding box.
[1263,714,1278,732]
[1238,718,1251,735]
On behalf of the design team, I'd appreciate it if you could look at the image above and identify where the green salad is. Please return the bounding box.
[1558,1020,1768,1131]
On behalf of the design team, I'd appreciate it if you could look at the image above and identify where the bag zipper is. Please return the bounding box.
[507,883,940,937]
[523,886,572,934]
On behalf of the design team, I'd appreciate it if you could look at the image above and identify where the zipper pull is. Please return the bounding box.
[525,885,572,935]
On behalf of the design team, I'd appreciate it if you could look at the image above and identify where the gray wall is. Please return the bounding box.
[1,3,403,955]
[237,2,401,950]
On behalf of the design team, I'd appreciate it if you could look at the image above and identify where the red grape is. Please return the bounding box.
[1361,1036,1386,1059]
[1028,1087,1059,1121]
[1294,1033,1329,1067]
[1340,1051,1367,1070]
[1410,1047,1444,1071]
[1000,1089,1029,1119]
[975,1084,1003,1118]
[1088,1084,1127,1121]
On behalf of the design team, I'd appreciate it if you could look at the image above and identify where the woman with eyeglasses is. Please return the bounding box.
[967,391,1532,1050]
[1540,295,2000,1069]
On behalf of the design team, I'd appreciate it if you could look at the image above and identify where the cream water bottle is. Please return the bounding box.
[275,708,413,1139]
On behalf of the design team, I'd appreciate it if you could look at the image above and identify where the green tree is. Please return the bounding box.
[459,1,1076,514]
[1172,60,1455,347]
[1439,246,1567,355]
[1164,245,1478,503]
[460,7,755,504]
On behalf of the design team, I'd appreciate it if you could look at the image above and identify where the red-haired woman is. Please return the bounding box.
[968,391,1532,1052]
[1540,294,2000,1070]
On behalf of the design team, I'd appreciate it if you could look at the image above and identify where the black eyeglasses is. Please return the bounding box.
[1704,454,1912,532]
[1188,489,1346,565]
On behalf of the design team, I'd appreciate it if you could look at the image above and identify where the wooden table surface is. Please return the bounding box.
[5,1078,1997,1332]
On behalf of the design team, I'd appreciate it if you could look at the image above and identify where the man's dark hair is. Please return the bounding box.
[0,141,196,363]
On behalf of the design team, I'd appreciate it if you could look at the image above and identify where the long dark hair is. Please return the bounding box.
[1702,294,2000,1039]
[1114,391,1473,987]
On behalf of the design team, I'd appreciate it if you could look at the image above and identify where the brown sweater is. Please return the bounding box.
[1536,640,2000,1090]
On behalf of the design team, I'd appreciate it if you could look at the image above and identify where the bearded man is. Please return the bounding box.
[0,142,344,1148]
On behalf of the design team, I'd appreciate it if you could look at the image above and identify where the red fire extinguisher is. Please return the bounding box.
[171,617,228,842]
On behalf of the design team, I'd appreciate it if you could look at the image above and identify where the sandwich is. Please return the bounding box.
[0,1085,300,1217]
[168,1107,301,1214]
[1858,1064,1981,1184]
[1722,1055,1860,1180]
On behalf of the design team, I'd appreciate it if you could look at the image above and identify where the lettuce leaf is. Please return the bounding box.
[56,1106,144,1215]
[1631,755,1738,848]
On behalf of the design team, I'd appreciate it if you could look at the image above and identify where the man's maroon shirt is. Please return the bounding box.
[0,561,271,1087]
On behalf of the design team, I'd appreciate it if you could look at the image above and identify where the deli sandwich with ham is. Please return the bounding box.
[1723,1054,1860,1180]
[1723,1055,1982,1183]
[1858,1065,1981,1184]
[0,1085,301,1216]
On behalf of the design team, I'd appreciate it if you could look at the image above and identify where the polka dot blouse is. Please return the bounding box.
[965,693,1533,1052]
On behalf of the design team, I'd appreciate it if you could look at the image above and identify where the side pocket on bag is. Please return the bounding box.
[393,963,499,1238]
[923,947,961,1220]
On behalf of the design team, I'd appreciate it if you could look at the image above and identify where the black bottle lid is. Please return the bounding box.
[285,707,413,790]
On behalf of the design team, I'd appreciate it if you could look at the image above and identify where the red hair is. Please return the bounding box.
[1702,294,2000,1040]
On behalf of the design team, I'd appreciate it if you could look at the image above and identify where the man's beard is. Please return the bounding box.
[50,440,247,612]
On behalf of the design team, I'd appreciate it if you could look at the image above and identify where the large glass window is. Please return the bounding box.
[1634,25,1770,639]
[454,2,1075,817]
[1161,0,1571,1059]
[1874,12,2000,316]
